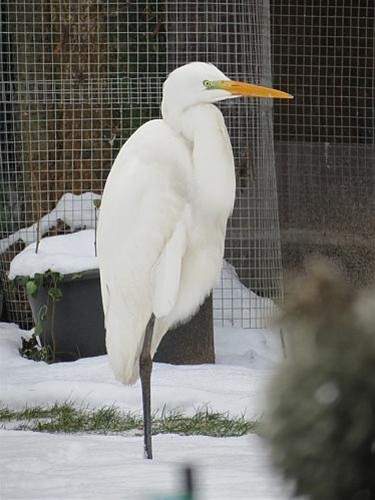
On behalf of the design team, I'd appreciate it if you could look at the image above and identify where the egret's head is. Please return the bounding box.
[162,62,292,118]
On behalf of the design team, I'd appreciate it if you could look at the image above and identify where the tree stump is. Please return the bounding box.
[154,295,215,365]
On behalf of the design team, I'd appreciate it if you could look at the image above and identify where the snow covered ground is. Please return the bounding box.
[2,432,290,500]
[0,322,289,499]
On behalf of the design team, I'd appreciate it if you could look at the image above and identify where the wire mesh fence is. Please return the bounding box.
[0,0,282,329]
[271,0,375,286]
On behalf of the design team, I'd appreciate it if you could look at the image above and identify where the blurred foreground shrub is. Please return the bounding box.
[264,259,375,500]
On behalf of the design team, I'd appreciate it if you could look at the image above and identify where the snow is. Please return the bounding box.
[3,218,283,498]
[214,261,276,328]
[0,321,287,499]
[0,192,100,254]
[8,229,98,280]
[0,322,280,417]
[1,432,289,500]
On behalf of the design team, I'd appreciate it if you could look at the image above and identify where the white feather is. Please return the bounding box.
[98,119,191,383]
[97,63,236,385]
[151,219,187,318]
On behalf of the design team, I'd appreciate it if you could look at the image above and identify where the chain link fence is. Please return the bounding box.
[271,0,374,286]
[0,0,282,329]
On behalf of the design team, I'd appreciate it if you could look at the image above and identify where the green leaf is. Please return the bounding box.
[33,273,44,288]
[48,287,63,302]
[26,280,38,297]
[93,199,101,209]
[71,272,82,280]
[34,323,43,336]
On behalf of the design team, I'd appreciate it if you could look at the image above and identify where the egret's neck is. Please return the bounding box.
[163,103,236,223]
[161,96,184,134]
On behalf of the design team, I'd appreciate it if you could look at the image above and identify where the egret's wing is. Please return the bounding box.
[97,119,190,384]
[151,218,187,318]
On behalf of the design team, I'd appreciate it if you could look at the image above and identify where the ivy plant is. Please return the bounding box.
[13,270,73,363]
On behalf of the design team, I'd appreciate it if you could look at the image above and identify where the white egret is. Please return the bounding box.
[97,62,292,459]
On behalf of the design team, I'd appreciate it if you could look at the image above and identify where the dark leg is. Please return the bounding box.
[279,327,287,359]
[139,313,155,459]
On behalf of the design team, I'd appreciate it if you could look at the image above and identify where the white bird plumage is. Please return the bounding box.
[97,62,292,458]
[98,63,236,384]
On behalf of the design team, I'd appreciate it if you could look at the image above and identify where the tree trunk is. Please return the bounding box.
[154,295,215,365]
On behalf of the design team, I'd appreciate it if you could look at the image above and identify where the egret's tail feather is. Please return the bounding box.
[105,299,151,385]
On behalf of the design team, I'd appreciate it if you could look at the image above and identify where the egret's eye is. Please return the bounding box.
[203,80,211,88]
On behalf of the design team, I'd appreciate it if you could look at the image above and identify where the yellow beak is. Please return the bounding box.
[219,80,293,99]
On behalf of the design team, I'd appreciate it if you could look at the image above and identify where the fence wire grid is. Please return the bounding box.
[0,0,282,329]
[271,0,374,286]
